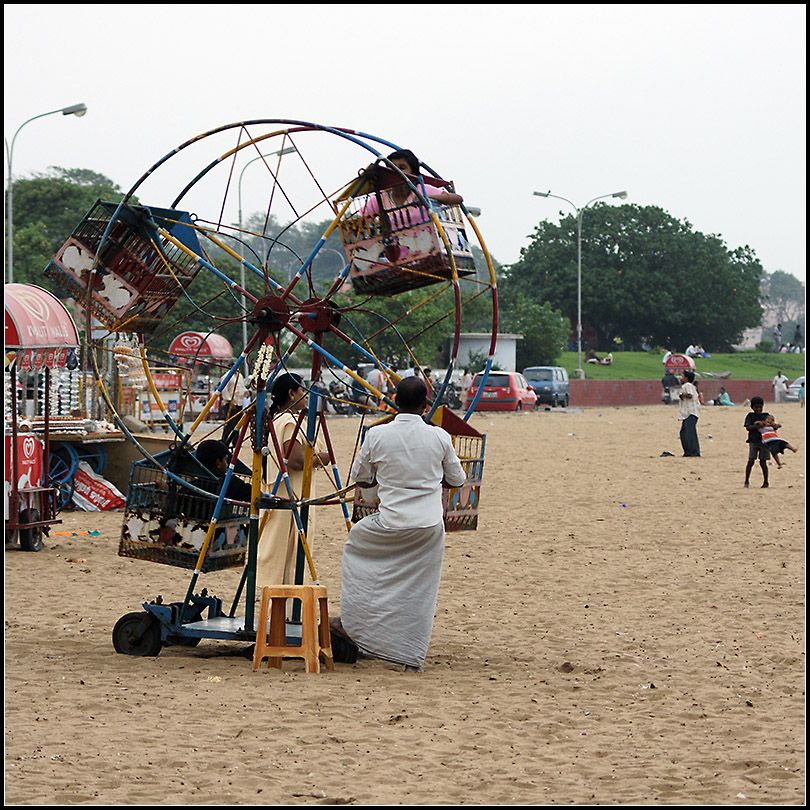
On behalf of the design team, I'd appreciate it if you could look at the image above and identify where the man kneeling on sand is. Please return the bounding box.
[330,377,467,672]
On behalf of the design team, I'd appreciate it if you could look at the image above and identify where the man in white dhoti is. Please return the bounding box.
[331,377,467,671]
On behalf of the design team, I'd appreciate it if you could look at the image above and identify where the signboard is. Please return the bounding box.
[4,434,44,489]
[71,461,126,511]
[664,354,696,374]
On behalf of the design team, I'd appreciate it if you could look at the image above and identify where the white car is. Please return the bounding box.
[786,376,805,401]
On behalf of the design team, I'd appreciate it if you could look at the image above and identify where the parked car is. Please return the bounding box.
[468,371,537,411]
[786,376,805,402]
[522,366,570,407]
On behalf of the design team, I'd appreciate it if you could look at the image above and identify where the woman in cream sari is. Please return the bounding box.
[256,373,329,587]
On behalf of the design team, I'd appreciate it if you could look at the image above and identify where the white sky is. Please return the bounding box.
[4,4,807,283]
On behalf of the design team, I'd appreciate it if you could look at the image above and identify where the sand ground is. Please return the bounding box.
[4,402,806,805]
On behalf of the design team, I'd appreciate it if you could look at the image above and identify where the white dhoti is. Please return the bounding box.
[340,514,445,669]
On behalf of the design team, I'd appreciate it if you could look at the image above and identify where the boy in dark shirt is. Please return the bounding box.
[196,440,253,502]
[743,397,771,488]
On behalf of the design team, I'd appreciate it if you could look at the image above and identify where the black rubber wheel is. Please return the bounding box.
[19,509,44,552]
[165,634,202,648]
[112,612,163,656]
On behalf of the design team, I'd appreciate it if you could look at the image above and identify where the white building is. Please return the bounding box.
[453,333,523,372]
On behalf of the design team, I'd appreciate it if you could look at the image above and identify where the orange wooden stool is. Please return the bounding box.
[252,585,334,674]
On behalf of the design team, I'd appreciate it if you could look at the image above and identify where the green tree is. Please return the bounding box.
[500,295,569,368]
[8,167,127,289]
[503,204,764,352]
[760,270,806,341]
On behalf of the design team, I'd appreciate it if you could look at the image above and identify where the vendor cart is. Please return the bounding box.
[4,284,81,550]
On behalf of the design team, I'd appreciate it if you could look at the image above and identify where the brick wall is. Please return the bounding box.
[569,379,773,407]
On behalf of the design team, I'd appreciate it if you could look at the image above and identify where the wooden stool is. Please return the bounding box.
[252,585,334,674]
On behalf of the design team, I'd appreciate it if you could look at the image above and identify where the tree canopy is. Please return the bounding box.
[8,167,127,288]
[501,203,765,352]
[760,269,806,338]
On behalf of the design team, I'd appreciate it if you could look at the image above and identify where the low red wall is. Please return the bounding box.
[569,379,773,407]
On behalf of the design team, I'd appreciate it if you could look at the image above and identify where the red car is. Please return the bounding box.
[468,371,537,411]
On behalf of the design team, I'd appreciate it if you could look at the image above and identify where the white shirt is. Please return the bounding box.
[678,382,701,420]
[351,413,467,529]
[772,374,788,392]
[222,372,247,403]
[366,367,386,393]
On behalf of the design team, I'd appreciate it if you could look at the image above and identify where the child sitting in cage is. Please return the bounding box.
[196,440,253,502]
[361,149,464,223]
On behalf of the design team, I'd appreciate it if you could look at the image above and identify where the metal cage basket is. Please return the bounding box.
[118,450,251,572]
[334,167,476,297]
[44,200,203,334]
[351,406,485,532]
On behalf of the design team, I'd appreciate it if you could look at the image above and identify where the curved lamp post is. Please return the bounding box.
[236,146,297,351]
[533,189,628,377]
[5,103,88,283]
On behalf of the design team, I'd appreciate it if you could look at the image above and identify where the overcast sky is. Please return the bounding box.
[4,4,806,283]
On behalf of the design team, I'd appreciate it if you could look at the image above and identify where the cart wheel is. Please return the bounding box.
[19,509,44,552]
[49,443,79,512]
[112,612,163,656]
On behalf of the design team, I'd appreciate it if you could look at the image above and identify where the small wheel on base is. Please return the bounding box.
[113,611,163,657]
[19,509,44,552]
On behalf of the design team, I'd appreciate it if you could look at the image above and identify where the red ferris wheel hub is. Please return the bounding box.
[251,295,291,331]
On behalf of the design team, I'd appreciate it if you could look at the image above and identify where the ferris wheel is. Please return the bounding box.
[44,120,497,657]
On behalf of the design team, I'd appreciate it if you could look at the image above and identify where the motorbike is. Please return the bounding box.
[327,380,366,415]
[434,380,463,410]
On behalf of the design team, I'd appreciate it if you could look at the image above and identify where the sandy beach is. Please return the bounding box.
[4,401,805,806]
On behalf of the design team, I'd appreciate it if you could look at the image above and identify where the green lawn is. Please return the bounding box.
[550,351,806,381]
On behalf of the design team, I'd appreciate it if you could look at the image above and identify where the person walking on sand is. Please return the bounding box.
[331,377,467,672]
[744,396,772,488]
[677,370,701,457]
[772,370,789,403]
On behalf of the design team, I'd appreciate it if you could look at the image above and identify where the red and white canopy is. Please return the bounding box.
[5,283,80,370]
[664,353,696,373]
[168,331,234,363]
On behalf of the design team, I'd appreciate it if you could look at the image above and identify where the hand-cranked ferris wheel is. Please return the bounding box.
[44,119,497,658]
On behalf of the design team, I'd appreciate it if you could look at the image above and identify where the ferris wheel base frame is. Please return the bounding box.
[113,590,309,658]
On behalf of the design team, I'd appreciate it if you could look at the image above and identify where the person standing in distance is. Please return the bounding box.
[677,370,701,457]
[772,370,789,404]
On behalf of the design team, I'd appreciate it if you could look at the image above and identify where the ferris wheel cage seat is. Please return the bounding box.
[118,449,252,573]
[337,200,476,297]
[44,200,203,335]
[351,405,485,532]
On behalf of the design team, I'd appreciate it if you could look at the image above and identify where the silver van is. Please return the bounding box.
[522,366,570,407]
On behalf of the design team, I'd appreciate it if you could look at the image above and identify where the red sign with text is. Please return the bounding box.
[4,434,44,489]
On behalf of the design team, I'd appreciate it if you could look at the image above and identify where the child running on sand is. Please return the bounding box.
[758,414,799,469]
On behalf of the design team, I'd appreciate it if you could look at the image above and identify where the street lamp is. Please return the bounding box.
[237,146,297,352]
[5,103,88,283]
[533,189,628,378]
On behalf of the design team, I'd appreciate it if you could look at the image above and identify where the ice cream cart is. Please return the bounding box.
[4,283,81,550]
